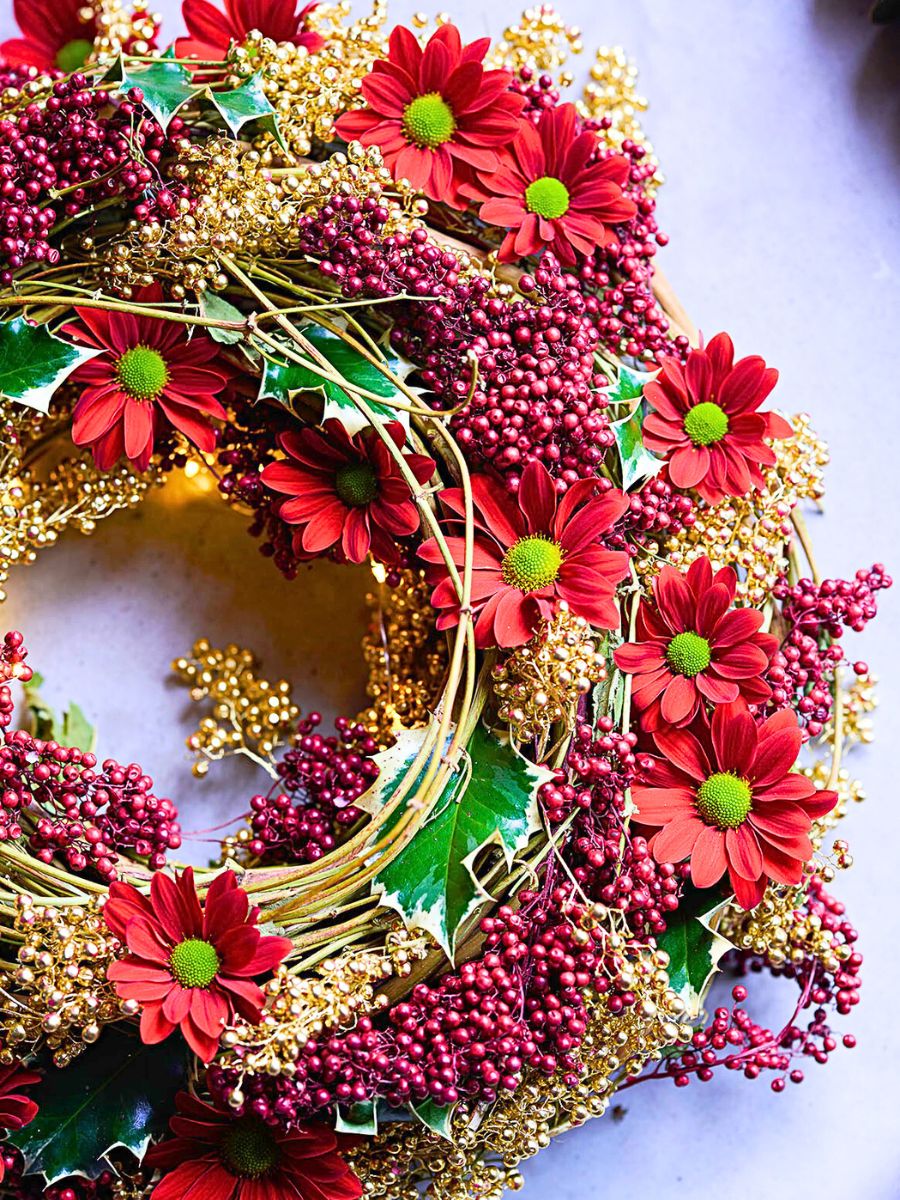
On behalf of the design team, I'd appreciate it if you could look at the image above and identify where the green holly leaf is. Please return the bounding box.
[8,1028,188,1184]
[258,326,407,435]
[605,363,654,407]
[335,1101,378,1136]
[206,71,279,139]
[354,725,438,817]
[410,1098,456,1141]
[611,410,662,490]
[0,319,101,415]
[372,726,552,959]
[108,50,200,129]
[198,291,246,344]
[657,884,734,1018]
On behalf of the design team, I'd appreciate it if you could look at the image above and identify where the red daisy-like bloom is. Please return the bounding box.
[104,867,293,1063]
[145,1090,362,1200]
[463,103,637,265]
[0,1063,40,1183]
[174,0,324,61]
[642,332,794,506]
[419,459,630,649]
[614,556,778,730]
[261,418,435,566]
[61,286,229,472]
[334,23,525,210]
[0,0,98,73]
[633,702,837,909]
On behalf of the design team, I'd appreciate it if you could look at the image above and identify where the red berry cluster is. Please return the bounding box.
[768,565,892,735]
[542,719,683,935]
[0,630,32,686]
[775,564,892,638]
[620,476,695,548]
[243,714,378,864]
[291,194,620,493]
[0,729,180,879]
[0,74,189,283]
[210,882,634,1125]
[631,880,860,1092]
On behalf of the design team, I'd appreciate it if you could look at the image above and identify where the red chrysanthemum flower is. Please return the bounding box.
[463,103,637,265]
[0,0,97,73]
[0,1063,40,1183]
[104,867,292,1063]
[145,1091,362,1200]
[261,418,435,566]
[614,556,778,730]
[174,0,324,61]
[632,702,837,909]
[334,23,525,210]
[642,332,794,506]
[61,286,229,472]
[419,459,630,648]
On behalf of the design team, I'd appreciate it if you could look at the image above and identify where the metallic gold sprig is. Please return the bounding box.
[0,896,122,1067]
[489,5,583,80]
[357,566,449,748]
[172,640,299,775]
[0,399,161,603]
[218,931,429,1084]
[491,601,606,748]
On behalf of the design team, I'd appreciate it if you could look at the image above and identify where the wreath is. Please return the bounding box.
[0,3,889,1199]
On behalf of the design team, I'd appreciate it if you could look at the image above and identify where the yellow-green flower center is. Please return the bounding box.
[501,535,564,592]
[666,631,712,678]
[402,93,456,148]
[55,38,93,73]
[115,345,169,402]
[169,938,220,989]
[524,175,571,220]
[335,462,378,506]
[221,1117,280,1179]
[695,772,752,830]
[683,401,729,447]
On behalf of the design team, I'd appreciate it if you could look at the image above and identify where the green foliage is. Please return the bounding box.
[335,1101,378,1136]
[372,726,552,959]
[259,326,407,435]
[0,319,100,414]
[198,292,246,344]
[606,364,662,490]
[410,1098,456,1141]
[22,673,97,752]
[657,883,734,1017]
[8,1028,188,1184]
[108,50,200,129]
[205,72,282,144]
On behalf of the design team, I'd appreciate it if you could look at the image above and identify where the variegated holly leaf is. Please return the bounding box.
[258,326,407,435]
[206,72,284,146]
[107,50,200,130]
[372,725,552,959]
[353,724,439,817]
[611,410,662,490]
[657,884,735,1018]
[410,1098,456,1141]
[0,319,101,414]
[605,362,655,408]
[335,1101,378,1136]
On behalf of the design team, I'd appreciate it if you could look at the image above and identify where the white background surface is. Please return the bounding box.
[2,1,899,1196]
